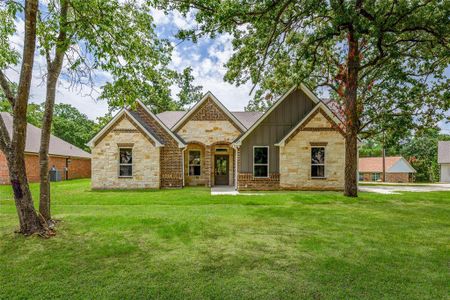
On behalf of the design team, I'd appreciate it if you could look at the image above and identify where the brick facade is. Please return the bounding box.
[360,172,411,183]
[135,105,183,188]
[0,151,90,185]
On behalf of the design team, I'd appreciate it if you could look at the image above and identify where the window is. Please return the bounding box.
[119,148,133,177]
[371,173,381,181]
[254,147,269,177]
[189,150,201,176]
[358,172,364,181]
[311,147,325,178]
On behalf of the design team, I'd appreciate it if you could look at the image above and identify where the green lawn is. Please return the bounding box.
[0,180,449,299]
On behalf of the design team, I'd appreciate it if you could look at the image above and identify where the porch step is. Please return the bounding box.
[211,186,239,195]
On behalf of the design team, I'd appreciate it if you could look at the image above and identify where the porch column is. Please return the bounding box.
[205,145,212,187]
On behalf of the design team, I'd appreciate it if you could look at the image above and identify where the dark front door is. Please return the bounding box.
[214,155,229,185]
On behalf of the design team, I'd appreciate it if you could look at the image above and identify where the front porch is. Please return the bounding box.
[183,142,236,188]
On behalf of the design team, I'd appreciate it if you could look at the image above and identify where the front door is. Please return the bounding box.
[214,155,229,185]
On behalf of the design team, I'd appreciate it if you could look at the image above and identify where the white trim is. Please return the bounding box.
[275,102,344,147]
[253,146,269,178]
[171,91,247,132]
[87,109,163,148]
[234,84,323,146]
[135,100,186,148]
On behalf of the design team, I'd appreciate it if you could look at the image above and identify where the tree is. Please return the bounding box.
[160,0,450,196]
[0,0,49,235]
[35,0,199,222]
[52,104,96,152]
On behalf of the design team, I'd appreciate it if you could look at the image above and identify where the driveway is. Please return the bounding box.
[359,183,450,194]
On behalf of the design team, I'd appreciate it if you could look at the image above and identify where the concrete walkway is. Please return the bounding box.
[211,186,239,195]
[359,183,450,194]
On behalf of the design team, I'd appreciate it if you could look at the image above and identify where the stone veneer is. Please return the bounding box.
[178,121,241,145]
[91,116,160,189]
[279,110,345,190]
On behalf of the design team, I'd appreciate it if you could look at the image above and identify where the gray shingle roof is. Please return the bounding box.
[0,112,91,159]
[438,141,450,164]
[128,110,166,145]
[155,110,264,129]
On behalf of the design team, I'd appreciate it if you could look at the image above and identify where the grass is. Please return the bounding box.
[0,179,449,299]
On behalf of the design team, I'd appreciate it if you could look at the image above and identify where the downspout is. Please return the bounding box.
[181,147,187,187]
[233,145,239,190]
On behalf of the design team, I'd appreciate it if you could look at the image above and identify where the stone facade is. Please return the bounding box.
[176,97,242,187]
[0,150,90,185]
[91,116,160,189]
[279,111,345,190]
[178,121,241,145]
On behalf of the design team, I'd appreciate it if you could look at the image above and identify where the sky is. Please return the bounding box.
[4,8,450,134]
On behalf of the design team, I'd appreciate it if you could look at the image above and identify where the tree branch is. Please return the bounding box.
[0,70,16,106]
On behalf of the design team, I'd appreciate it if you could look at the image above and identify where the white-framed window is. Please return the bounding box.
[253,146,269,177]
[189,150,201,176]
[358,172,364,181]
[119,148,133,177]
[311,147,325,178]
[372,173,381,181]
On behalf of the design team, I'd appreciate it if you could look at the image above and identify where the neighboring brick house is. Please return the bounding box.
[0,112,91,184]
[89,85,347,190]
[358,156,416,183]
[438,141,450,183]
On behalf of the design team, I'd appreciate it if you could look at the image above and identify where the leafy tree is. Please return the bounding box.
[0,0,49,235]
[160,0,450,196]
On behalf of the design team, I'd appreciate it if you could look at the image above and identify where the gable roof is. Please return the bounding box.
[86,109,164,148]
[234,84,342,146]
[359,156,416,173]
[438,141,450,164]
[275,102,345,146]
[171,91,246,132]
[0,112,91,159]
[134,100,186,147]
[231,111,264,128]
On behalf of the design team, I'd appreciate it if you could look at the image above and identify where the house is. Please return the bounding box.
[438,141,450,183]
[0,112,91,184]
[358,156,416,183]
[88,85,346,191]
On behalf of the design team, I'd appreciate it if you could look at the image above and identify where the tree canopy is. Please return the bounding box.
[159,0,450,196]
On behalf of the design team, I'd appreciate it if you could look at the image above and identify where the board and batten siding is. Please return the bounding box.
[239,88,315,173]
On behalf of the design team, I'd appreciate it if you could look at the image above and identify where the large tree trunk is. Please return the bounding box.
[10,0,46,234]
[8,151,43,234]
[39,0,68,222]
[39,74,58,221]
[343,29,360,197]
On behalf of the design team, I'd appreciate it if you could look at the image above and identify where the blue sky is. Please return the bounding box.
[5,8,449,133]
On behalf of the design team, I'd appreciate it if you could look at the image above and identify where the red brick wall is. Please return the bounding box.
[0,152,91,184]
[67,157,91,179]
[0,151,8,184]
[386,172,411,183]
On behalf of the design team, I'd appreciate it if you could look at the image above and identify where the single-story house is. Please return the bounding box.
[0,112,91,184]
[438,141,450,183]
[88,85,346,191]
[358,156,416,183]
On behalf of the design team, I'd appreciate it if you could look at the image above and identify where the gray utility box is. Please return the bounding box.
[49,168,62,182]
